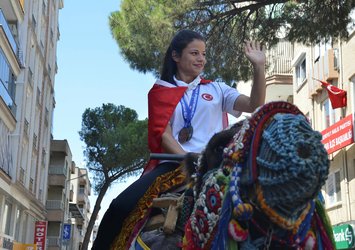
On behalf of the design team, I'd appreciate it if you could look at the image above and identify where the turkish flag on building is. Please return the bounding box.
[316,79,347,109]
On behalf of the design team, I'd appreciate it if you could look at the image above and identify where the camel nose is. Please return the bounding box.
[255,113,329,218]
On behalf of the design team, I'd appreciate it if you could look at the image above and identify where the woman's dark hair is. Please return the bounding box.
[160,30,205,83]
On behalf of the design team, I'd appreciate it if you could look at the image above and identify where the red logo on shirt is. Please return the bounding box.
[202,93,213,101]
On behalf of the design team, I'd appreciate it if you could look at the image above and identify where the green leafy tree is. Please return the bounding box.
[110,0,355,83]
[79,103,148,250]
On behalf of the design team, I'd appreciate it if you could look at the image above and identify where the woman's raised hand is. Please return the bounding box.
[244,41,266,68]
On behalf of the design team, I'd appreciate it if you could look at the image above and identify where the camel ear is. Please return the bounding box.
[183,153,200,179]
[204,122,242,170]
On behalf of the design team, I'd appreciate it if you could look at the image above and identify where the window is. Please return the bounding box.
[322,99,336,129]
[14,208,22,241]
[2,200,13,235]
[79,185,85,194]
[78,225,83,236]
[296,57,306,87]
[326,170,341,206]
[314,44,320,63]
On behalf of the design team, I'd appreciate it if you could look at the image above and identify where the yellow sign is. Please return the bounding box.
[13,242,37,250]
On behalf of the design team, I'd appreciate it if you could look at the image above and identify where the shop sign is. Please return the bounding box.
[33,221,47,250]
[333,224,355,249]
[321,114,354,154]
[13,242,37,250]
[62,224,71,240]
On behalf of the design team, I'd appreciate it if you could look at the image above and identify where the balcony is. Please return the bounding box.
[324,48,339,81]
[51,140,70,156]
[265,74,293,103]
[0,1,24,22]
[266,40,293,76]
[46,200,64,209]
[77,193,86,203]
[48,166,67,187]
[309,48,339,97]
[46,200,64,221]
[69,203,84,220]
[47,236,60,247]
[0,9,21,75]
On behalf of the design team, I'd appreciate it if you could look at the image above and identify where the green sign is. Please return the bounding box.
[333,224,355,249]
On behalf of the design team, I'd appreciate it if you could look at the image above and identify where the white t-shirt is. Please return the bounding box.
[156,76,241,153]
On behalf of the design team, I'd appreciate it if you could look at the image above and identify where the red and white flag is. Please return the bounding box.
[314,78,347,109]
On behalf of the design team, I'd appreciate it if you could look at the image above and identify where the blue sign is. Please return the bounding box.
[62,224,71,240]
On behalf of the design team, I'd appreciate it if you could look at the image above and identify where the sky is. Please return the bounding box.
[53,0,154,222]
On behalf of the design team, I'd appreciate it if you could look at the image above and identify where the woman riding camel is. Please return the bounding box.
[92,29,266,250]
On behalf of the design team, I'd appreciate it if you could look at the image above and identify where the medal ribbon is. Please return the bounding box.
[180,85,200,128]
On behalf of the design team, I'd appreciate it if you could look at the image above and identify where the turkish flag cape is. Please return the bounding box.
[143,79,212,175]
[317,79,347,109]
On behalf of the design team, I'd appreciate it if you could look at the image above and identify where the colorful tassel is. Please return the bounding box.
[228,219,249,242]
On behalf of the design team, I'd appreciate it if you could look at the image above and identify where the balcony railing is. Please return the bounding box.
[267,40,293,76]
[47,236,60,247]
[46,200,64,210]
[48,166,68,176]
[0,9,18,56]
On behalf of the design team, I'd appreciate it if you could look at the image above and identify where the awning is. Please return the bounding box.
[69,203,84,219]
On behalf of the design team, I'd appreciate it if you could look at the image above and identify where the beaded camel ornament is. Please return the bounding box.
[182,101,335,250]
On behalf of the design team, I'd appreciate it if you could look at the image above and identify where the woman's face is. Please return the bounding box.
[173,39,206,81]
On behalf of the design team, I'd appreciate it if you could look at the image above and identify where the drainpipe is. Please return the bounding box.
[338,39,352,222]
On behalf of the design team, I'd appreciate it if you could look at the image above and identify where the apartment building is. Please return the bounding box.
[264,25,355,249]
[47,140,92,250]
[69,166,91,249]
[0,0,63,248]
[239,25,355,249]
[47,140,71,250]
[291,34,355,249]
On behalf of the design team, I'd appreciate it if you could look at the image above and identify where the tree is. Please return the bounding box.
[79,103,148,250]
[109,0,355,83]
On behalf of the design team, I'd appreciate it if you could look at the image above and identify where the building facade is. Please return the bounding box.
[0,1,94,249]
[47,140,92,250]
[69,166,92,249]
[0,0,64,248]
[263,23,355,249]
[292,33,355,250]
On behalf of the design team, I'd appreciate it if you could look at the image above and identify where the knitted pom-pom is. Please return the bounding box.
[232,203,253,220]
[228,219,248,242]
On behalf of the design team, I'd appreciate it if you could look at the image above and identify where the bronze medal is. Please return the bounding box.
[178,126,193,143]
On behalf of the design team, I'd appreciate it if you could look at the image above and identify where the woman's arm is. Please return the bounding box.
[161,123,186,154]
[234,41,266,113]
